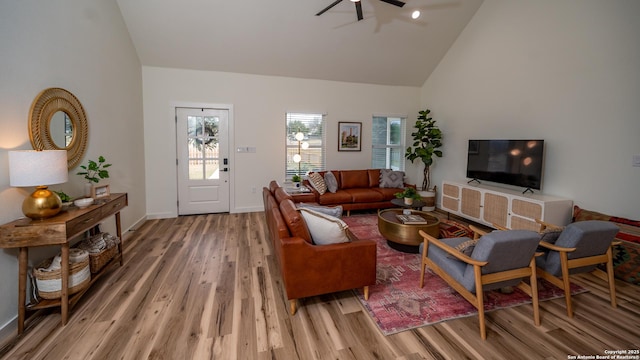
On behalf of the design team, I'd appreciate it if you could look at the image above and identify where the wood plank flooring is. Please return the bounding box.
[1,211,639,359]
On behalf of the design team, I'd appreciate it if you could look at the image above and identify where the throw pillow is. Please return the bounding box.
[379,169,404,188]
[297,203,343,218]
[324,171,338,193]
[299,208,350,245]
[539,227,563,244]
[447,238,478,259]
[308,172,327,195]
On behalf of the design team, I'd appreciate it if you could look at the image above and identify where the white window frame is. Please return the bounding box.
[371,115,406,171]
[285,112,326,180]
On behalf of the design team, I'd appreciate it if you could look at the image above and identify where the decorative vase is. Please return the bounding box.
[84,182,93,198]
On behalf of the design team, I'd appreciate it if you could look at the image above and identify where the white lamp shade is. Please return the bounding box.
[9,150,68,187]
[293,154,302,163]
[295,132,305,141]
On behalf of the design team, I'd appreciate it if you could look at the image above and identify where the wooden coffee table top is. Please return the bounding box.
[378,209,440,248]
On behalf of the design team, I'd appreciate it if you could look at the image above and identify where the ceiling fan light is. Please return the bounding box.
[412,10,421,19]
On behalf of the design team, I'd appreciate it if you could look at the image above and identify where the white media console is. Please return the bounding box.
[440,180,573,231]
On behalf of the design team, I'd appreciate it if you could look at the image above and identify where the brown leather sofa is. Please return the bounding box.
[303,169,407,215]
[263,181,377,315]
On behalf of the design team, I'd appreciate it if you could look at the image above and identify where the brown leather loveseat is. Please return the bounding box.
[303,169,407,215]
[263,181,377,315]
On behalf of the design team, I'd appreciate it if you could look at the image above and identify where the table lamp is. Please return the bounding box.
[9,150,69,220]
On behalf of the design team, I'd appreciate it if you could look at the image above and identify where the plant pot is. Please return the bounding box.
[404,197,414,206]
[84,182,93,198]
[419,188,436,212]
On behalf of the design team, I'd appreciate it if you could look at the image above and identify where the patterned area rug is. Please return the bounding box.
[343,214,587,336]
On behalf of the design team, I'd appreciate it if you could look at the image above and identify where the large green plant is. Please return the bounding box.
[405,109,443,191]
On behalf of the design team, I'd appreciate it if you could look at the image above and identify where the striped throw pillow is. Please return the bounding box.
[308,172,327,195]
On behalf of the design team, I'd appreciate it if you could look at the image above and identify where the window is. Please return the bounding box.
[371,116,406,171]
[186,115,219,180]
[286,112,326,179]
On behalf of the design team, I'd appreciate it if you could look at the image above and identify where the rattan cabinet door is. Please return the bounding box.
[510,199,543,230]
[441,182,460,212]
[460,187,481,220]
[483,192,509,228]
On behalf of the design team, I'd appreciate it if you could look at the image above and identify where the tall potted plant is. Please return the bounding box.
[405,108,443,211]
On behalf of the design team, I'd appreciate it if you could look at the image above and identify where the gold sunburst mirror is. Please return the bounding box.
[29,87,88,169]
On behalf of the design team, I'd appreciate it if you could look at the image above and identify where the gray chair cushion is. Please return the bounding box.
[424,230,540,292]
[421,237,470,288]
[536,220,620,276]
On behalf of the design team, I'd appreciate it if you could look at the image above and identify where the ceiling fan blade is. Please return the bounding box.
[355,1,363,21]
[316,0,344,16]
[379,0,405,8]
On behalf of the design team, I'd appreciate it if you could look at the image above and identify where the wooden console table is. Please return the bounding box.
[0,193,128,334]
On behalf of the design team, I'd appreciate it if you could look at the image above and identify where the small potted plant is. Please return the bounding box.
[77,156,111,197]
[53,190,72,210]
[291,174,301,187]
[395,187,422,206]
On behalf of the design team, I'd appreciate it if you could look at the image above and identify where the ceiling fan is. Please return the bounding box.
[316,0,406,21]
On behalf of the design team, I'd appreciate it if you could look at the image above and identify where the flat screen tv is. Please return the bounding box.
[467,139,545,191]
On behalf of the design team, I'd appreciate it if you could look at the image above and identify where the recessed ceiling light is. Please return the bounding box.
[412,10,421,19]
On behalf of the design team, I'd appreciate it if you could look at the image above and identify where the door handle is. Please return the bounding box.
[223,168,228,172]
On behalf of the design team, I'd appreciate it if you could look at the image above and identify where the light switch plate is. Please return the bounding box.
[633,154,640,167]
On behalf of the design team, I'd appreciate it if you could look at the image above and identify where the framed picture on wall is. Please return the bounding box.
[338,122,362,151]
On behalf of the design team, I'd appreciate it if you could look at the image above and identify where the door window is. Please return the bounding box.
[187,116,220,179]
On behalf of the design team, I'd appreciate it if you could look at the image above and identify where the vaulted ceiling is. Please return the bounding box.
[117,0,483,87]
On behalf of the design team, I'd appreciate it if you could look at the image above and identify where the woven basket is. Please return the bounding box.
[77,232,120,273]
[33,254,91,300]
[88,245,118,273]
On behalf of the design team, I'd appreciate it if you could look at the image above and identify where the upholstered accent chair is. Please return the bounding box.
[536,220,620,318]
[419,226,541,339]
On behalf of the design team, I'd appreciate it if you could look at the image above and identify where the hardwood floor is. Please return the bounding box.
[1,212,639,359]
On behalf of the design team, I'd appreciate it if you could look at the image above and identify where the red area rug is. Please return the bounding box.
[343,214,587,336]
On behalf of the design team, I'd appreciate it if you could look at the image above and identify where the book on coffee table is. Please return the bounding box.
[396,214,428,224]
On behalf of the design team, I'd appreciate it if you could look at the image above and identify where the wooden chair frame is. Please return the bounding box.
[536,241,618,318]
[500,219,619,318]
[419,226,540,340]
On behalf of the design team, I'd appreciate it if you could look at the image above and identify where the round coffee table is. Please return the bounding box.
[378,209,440,253]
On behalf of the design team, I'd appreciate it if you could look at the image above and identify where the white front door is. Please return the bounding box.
[176,107,230,215]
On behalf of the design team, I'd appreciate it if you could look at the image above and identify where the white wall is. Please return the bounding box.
[143,67,420,217]
[0,0,145,333]
[422,0,640,219]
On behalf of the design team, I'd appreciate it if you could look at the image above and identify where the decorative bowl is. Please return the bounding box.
[74,198,94,209]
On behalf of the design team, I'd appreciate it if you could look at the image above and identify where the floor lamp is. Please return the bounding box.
[293,132,309,181]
